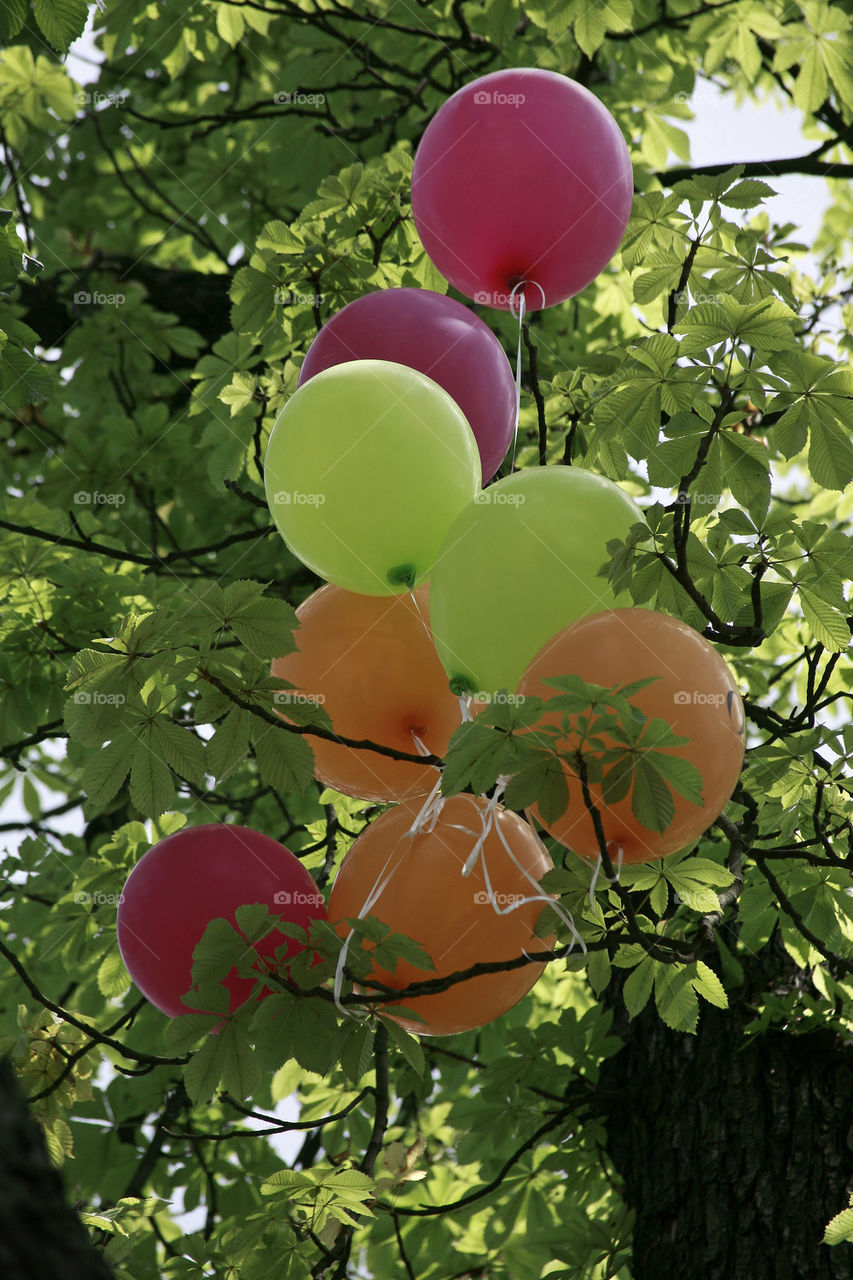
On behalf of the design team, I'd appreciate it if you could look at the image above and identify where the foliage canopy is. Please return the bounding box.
[1,1,853,1277]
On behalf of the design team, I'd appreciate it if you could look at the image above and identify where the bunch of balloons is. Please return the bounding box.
[116,69,746,1043]
[260,67,746,1035]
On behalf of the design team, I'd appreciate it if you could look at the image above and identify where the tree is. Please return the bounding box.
[1,0,853,1276]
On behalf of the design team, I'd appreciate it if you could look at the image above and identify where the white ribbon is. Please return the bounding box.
[508,280,547,474]
[588,843,625,911]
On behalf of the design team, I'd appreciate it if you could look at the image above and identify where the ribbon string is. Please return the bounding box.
[507,280,546,475]
[588,843,625,911]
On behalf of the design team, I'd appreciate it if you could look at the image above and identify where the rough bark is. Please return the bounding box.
[0,1056,114,1280]
[600,945,853,1279]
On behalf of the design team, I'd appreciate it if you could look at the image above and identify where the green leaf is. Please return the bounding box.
[32,0,89,51]
[799,588,850,652]
[693,961,728,1009]
[227,595,298,656]
[382,1016,426,1077]
[165,1014,222,1056]
[252,994,339,1074]
[441,721,518,798]
[808,413,853,491]
[256,221,305,254]
[623,958,654,1018]
[219,1020,261,1098]
[503,754,568,824]
[720,179,776,209]
[184,1033,227,1105]
[586,949,611,997]
[129,739,176,818]
[216,1,246,45]
[152,721,207,788]
[191,918,252,989]
[823,1207,853,1246]
[654,965,699,1033]
[0,0,28,41]
[253,723,315,794]
[644,752,704,806]
[206,707,252,781]
[97,949,131,999]
[631,759,675,834]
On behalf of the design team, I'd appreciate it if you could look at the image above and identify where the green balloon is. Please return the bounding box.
[429,467,646,694]
[264,360,481,595]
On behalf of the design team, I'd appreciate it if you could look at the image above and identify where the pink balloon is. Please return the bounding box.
[411,69,634,311]
[298,288,516,483]
[116,824,326,1019]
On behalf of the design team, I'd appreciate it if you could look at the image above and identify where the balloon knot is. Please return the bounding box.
[388,563,417,589]
[449,674,477,697]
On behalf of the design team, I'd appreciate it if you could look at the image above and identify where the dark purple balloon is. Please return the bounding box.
[298,288,516,483]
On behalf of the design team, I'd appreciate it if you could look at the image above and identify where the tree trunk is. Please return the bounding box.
[600,950,853,1279]
[0,1057,114,1280]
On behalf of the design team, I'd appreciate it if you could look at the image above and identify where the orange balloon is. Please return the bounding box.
[328,794,555,1035]
[271,584,462,803]
[517,609,745,863]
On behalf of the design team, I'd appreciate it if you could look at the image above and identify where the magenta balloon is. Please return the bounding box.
[411,69,634,311]
[298,288,516,483]
[116,824,326,1019]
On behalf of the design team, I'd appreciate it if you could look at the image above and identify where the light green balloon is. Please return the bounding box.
[429,467,647,694]
[264,360,481,595]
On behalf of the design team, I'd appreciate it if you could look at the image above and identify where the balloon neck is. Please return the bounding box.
[449,674,477,697]
[388,563,416,589]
